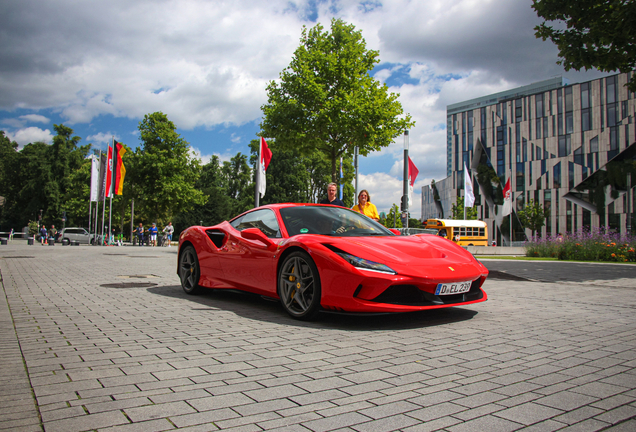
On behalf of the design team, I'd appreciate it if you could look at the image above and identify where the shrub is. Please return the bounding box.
[524,227,636,262]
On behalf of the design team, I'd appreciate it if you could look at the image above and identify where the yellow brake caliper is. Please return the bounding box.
[289,266,297,299]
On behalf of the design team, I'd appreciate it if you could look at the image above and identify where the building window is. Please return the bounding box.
[516,162,525,191]
[544,190,552,235]
[558,135,572,157]
[581,82,592,131]
[590,135,599,153]
[535,94,544,118]
[553,162,561,189]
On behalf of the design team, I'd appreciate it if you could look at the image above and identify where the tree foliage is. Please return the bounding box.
[174,155,233,230]
[0,125,89,230]
[532,0,636,91]
[451,197,478,220]
[132,112,206,225]
[382,204,403,228]
[517,199,550,239]
[261,18,414,183]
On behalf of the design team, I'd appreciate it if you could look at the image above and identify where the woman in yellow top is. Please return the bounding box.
[352,189,379,221]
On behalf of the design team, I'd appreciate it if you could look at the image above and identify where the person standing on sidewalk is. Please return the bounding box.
[135,223,144,246]
[163,222,174,247]
[49,225,57,242]
[39,225,47,245]
[149,223,158,247]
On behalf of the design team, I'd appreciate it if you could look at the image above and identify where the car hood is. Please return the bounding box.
[321,234,479,267]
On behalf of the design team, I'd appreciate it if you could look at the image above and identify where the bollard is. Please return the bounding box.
[27,238,34,245]
[0,238,7,245]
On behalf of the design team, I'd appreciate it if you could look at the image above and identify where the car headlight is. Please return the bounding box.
[335,251,397,275]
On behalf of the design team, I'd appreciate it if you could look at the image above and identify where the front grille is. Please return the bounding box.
[370,279,483,306]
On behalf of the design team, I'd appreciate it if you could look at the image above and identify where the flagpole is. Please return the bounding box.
[108,137,114,245]
[101,146,107,246]
[93,153,101,245]
[509,170,512,246]
[255,138,261,208]
[354,146,359,206]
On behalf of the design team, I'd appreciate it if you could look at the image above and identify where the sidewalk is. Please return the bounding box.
[1,243,635,431]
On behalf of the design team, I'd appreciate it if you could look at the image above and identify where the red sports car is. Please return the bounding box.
[178,203,488,320]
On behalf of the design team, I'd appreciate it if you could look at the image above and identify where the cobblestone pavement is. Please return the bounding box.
[1,243,635,432]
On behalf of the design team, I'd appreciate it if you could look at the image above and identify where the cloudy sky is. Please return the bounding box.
[0,0,609,217]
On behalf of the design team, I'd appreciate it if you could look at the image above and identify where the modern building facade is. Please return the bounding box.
[422,72,636,244]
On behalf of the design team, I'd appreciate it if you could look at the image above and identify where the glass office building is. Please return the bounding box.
[421,72,636,245]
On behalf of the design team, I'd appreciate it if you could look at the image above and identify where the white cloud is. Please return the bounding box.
[86,132,118,149]
[6,127,54,147]
[20,114,49,123]
[0,0,614,218]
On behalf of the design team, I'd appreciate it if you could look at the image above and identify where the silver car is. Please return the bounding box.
[59,227,94,244]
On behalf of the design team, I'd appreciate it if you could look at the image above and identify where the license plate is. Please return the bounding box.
[435,281,472,295]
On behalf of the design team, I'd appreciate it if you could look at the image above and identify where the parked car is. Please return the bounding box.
[59,227,94,244]
[178,203,489,321]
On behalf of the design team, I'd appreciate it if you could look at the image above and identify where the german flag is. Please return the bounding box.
[112,141,127,195]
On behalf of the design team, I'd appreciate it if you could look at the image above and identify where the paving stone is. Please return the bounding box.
[493,402,564,425]
[3,246,636,432]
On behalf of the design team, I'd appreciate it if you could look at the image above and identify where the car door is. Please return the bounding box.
[65,228,79,243]
[219,209,281,295]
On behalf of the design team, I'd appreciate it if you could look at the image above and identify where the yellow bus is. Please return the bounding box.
[424,219,488,247]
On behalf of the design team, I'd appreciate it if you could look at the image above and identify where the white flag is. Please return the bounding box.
[89,155,100,202]
[464,162,475,208]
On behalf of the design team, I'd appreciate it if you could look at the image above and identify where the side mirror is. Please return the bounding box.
[389,229,401,236]
[241,228,275,247]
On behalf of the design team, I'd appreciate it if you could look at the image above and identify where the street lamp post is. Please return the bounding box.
[403,131,409,229]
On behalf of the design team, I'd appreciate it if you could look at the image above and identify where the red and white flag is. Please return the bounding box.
[502,178,512,216]
[105,145,113,199]
[408,157,419,206]
[258,137,272,198]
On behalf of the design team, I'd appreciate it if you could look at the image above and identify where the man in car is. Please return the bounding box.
[319,183,345,207]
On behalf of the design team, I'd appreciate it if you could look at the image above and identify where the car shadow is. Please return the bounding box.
[147,285,480,331]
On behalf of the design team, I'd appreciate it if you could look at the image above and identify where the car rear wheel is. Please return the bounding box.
[278,251,321,320]
[179,245,202,294]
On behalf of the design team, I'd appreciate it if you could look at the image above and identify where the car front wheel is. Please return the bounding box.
[278,251,321,320]
[179,245,202,294]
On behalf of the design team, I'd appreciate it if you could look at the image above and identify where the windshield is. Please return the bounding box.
[280,205,394,237]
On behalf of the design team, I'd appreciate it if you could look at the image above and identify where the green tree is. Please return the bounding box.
[220,153,253,216]
[133,112,206,225]
[0,125,89,230]
[382,204,403,228]
[47,124,90,226]
[0,132,18,227]
[517,199,550,239]
[451,197,478,220]
[532,0,636,92]
[249,139,312,205]
[261,18,414,183]
[174,155,233,230]
[408,218,422,228]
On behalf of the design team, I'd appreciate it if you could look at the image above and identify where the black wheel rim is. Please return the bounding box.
[180,249,198,290]
[279,256,316,316]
